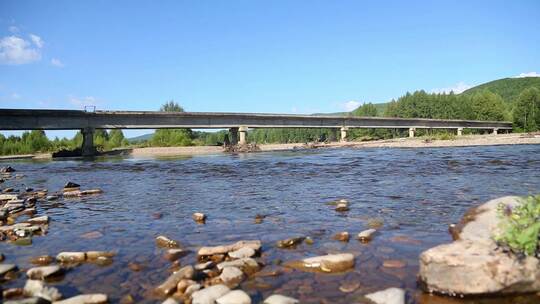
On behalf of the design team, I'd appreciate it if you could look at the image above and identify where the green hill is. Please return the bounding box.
[352,77,540,116]
[460,77,540,104]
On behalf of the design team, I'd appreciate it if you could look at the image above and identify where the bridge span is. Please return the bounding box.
[0,109,512,156]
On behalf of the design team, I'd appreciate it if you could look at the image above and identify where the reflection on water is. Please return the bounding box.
[1,145,540,303]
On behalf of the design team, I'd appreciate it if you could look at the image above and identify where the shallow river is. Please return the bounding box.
[2,144,540,303]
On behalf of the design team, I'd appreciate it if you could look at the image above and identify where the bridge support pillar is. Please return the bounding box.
[408,128,416,138]
[492,128,498,135]
[239,126,248,145]
[340,127,348,142]
[81,127,96,157]
[229,127,239,145]
[457,128,463,136]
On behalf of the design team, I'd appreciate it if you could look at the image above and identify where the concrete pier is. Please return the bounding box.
[239,126,248,145]
[457,128,463,136]
[81,128,95,157]
[493,128,498,135]
[409,128,416,138]
[340,127,348,142]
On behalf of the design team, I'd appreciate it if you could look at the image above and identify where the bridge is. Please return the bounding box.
[0,109,512,156]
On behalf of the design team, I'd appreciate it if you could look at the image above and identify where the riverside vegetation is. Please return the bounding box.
[2,77,540,156]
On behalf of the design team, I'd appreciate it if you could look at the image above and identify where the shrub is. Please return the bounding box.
[495,195,540,257]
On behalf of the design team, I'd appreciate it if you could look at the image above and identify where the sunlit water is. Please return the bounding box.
[1,144,540,303]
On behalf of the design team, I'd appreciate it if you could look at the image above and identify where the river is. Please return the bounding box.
[1,144,540,303]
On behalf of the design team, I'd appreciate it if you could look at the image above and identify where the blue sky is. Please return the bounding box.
[1,0,539,138]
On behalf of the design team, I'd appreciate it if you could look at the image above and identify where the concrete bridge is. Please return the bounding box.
[0,109,512,156]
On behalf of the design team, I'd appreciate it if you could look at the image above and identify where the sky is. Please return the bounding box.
[1,0,539,138]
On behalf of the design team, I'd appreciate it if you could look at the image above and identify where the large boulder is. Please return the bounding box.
[419,196,540,296]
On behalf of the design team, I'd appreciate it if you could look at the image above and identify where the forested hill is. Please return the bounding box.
[461,77,540,103]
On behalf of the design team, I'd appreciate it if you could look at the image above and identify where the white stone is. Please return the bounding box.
[263,294,299,304]
[219,266,245,286]
[216,290,252,304]
[52,294,108,304]
[27,215,49,224]
[228,247,256,259]
[56,252,86,262]
[357,229,376,241]
[198,240,261,256]
[161,298,179,304]
[27,265,62,280]
[217,258,259,272]
[191,284,230,304]
[0,263,17,275]
[365,287,405,304]
[285,253,355,273]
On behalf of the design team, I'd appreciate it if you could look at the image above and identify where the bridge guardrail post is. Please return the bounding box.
[409,128,416,138]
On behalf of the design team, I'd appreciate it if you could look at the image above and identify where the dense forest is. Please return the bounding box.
[1,78,539,155]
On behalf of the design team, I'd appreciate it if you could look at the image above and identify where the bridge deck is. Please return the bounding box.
[0,109,512,130]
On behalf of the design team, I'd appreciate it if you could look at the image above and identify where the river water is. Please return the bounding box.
[1,144,540,303]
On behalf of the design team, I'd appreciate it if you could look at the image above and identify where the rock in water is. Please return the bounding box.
[53,293,108,304]
[156,235,180,248]
[26,265,63,280]
[333,231,350,242]
[155,265,195,296]
[192,212,207,223]
[191,284,230,304]
[0,263,17,275]
[63,182,80,190]
[0,166,16,173]
[56,252,86,263]
[219,266,245,287]
[284,253,354,273]
[263,294,299,304]
[216,290,252,304]
[276,237,305,248]
[228,246,256,259]
[419,196,540,295]
[357,229,376,242]
[365,287,405,304]
[198,240,261,256]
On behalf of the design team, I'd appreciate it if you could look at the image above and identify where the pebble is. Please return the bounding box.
[276,237,305,248]
[383,260,407,268]
[198,240,261,256]
[26,265,63,280]
[365,287,405,304]
[194,261,214,271]
[228,246,256,259]
[26,215,49,224]
[333,231,350,242]
[0,263,17,275]
[53,293,108,304]
[192,212,207,223]
[176,279,197,293]
[220,266,245,287]
[164,249,188,261]
[217,258,260,274]
[191,284,230,304]
[46,195,59,201]
[155,265,195,296]
[263,294,299,304]
[339,281,360,293]
[86,251,115,260]
[216,290,252,304]
[335,202,349,212]
[56,252,86,263]
[285,253,355,273]
[156,235,180,248]
[358,229,377,242]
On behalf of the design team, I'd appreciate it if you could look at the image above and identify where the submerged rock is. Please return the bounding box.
[0,166,16,173]
[263,294,299,304]
[357,229,376,242]
[0,263,17,275]
[419,196,540,296]
[333,231,350,242]
[30,255,54,265]
[284,253,354,273]
[365,287,405,304]
[53,293,108,304]
[216,290,251,304]
[335,202,349,212]
[191,284,230,304]
[164,249,188,261]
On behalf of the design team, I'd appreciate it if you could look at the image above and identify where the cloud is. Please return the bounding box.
[8,26,19,33]
[51,58,64,67]
[11,93,20,99]
[29,34,43,48]
[68,96,103,109]
[0,35,42,65]
[513,72,540,78]
[431,82,473,94]
[342,100,361,111]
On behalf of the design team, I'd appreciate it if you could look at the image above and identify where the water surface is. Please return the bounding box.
[2,144,540,303]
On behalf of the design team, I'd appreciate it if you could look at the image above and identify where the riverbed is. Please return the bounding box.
[1,144,540,303]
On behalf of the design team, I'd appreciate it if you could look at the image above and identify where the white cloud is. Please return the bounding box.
[29,34,43,48]
[342,100,361,111]
[513,72,540,78]
[68,96,101,109]
[0,35,42,65]
[431,82,473,94]
[11,93,20,99]
[51,58,64,67]
[8,26,19,33]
